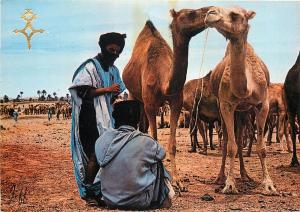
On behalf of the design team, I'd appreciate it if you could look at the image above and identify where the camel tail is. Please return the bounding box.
[145,20,158,36]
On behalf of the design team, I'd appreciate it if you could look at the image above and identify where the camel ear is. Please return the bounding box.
[246,10,256,20]
[170,9,178,18]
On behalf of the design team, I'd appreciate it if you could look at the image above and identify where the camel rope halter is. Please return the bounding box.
[190,28,209,135]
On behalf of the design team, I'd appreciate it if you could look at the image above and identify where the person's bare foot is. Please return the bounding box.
[85,197,99,207]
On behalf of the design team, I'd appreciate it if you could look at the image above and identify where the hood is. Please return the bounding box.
[95,125,142,167]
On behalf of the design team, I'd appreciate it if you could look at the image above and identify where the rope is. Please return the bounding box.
[190,28,209,135]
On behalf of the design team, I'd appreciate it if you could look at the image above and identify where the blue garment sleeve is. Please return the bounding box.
[70,62,98,89]
[112,66,126,93]
[143,136,166,163]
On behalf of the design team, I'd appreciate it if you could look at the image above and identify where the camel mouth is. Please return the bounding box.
[204,12,222,27]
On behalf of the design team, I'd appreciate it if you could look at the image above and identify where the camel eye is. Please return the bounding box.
[230,12,240,21]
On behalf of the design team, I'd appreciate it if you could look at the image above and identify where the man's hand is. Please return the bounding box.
[89,83,121,97]
[107,83,120,93]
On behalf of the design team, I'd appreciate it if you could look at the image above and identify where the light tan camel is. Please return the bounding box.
[123,7,211,190]
[266,83,292,152]
[205,6,277,194]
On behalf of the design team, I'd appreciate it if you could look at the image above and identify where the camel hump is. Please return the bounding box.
[145,20,158,35]
[203,71,212,80]
[295,51,300,65]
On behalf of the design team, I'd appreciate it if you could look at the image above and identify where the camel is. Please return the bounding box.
[183,71,221,154]
[246,83,293,156]
[122,7,211,190]
[178,110,190,128]
[284,51,300,166]
[266,83,292,152]
[205,6,277,194]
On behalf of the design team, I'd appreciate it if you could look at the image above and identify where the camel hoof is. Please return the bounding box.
[214,175,226,185]
[188,149,197,153]
[290,159,300,167]
[199,150,208,155]
[241,174,253,182]
[222,177,238,194]
[263,179,278,196]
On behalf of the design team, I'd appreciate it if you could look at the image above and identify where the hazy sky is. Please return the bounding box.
[1,0,300,98]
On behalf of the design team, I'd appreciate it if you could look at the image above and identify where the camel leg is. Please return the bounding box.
[169,96,187,192]
[278,111,287,153]
[215,118,227,185]
[236,113,253,182]
[288,112,300,166]
[139,104,149,133]
[264,119,269,145]
[215,121,223,150]
[284,116,292,153]
[160,110,165,129]
[246,137,253,157]
[256,102,277,195]
[267,120,273,146]
[144,104,158,140]
[189,117,198,153]
[219,102,238,194]
[246,118,256,157]
[209,123,215,150]
[198,121,208,155]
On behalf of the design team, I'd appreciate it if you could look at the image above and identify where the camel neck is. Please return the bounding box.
[229,38,249,98]
[166,35,190,95]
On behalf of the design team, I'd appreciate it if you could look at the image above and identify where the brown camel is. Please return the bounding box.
[247,83,293,156]
[122,7,211,190]
[183,71,221,154]
[205,6,276,194]
[284,51,300,166]
[266,83,292,152]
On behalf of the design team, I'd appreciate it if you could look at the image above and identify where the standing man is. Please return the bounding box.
[69,32,126,205]
[47,107,52,122]
[13,109,19,123]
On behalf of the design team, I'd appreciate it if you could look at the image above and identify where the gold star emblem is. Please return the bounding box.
[13,9,45,49]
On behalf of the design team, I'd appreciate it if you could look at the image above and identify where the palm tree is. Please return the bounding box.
[53,92,58,101]
[3,95,9,103]
[20,91,23,99]
[37,90,41,99]
[42,90,47,98]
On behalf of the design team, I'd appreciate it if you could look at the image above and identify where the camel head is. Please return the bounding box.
[204,6,255,41]
[170,6,212,38]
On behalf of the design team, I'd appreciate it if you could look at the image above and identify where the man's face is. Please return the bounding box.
[103,43,121,66]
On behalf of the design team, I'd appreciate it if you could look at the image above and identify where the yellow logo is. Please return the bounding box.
[13,9,45,49]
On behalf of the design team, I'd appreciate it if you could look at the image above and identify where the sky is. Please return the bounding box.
[1,0,300,99]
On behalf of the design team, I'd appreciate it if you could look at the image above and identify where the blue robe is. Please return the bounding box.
[69,58,126,198]
[95,125,171,209]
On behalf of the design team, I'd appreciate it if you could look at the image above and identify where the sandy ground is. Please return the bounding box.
[1,115,300,212]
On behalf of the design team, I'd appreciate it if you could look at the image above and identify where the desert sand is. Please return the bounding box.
[1,115,300,211]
